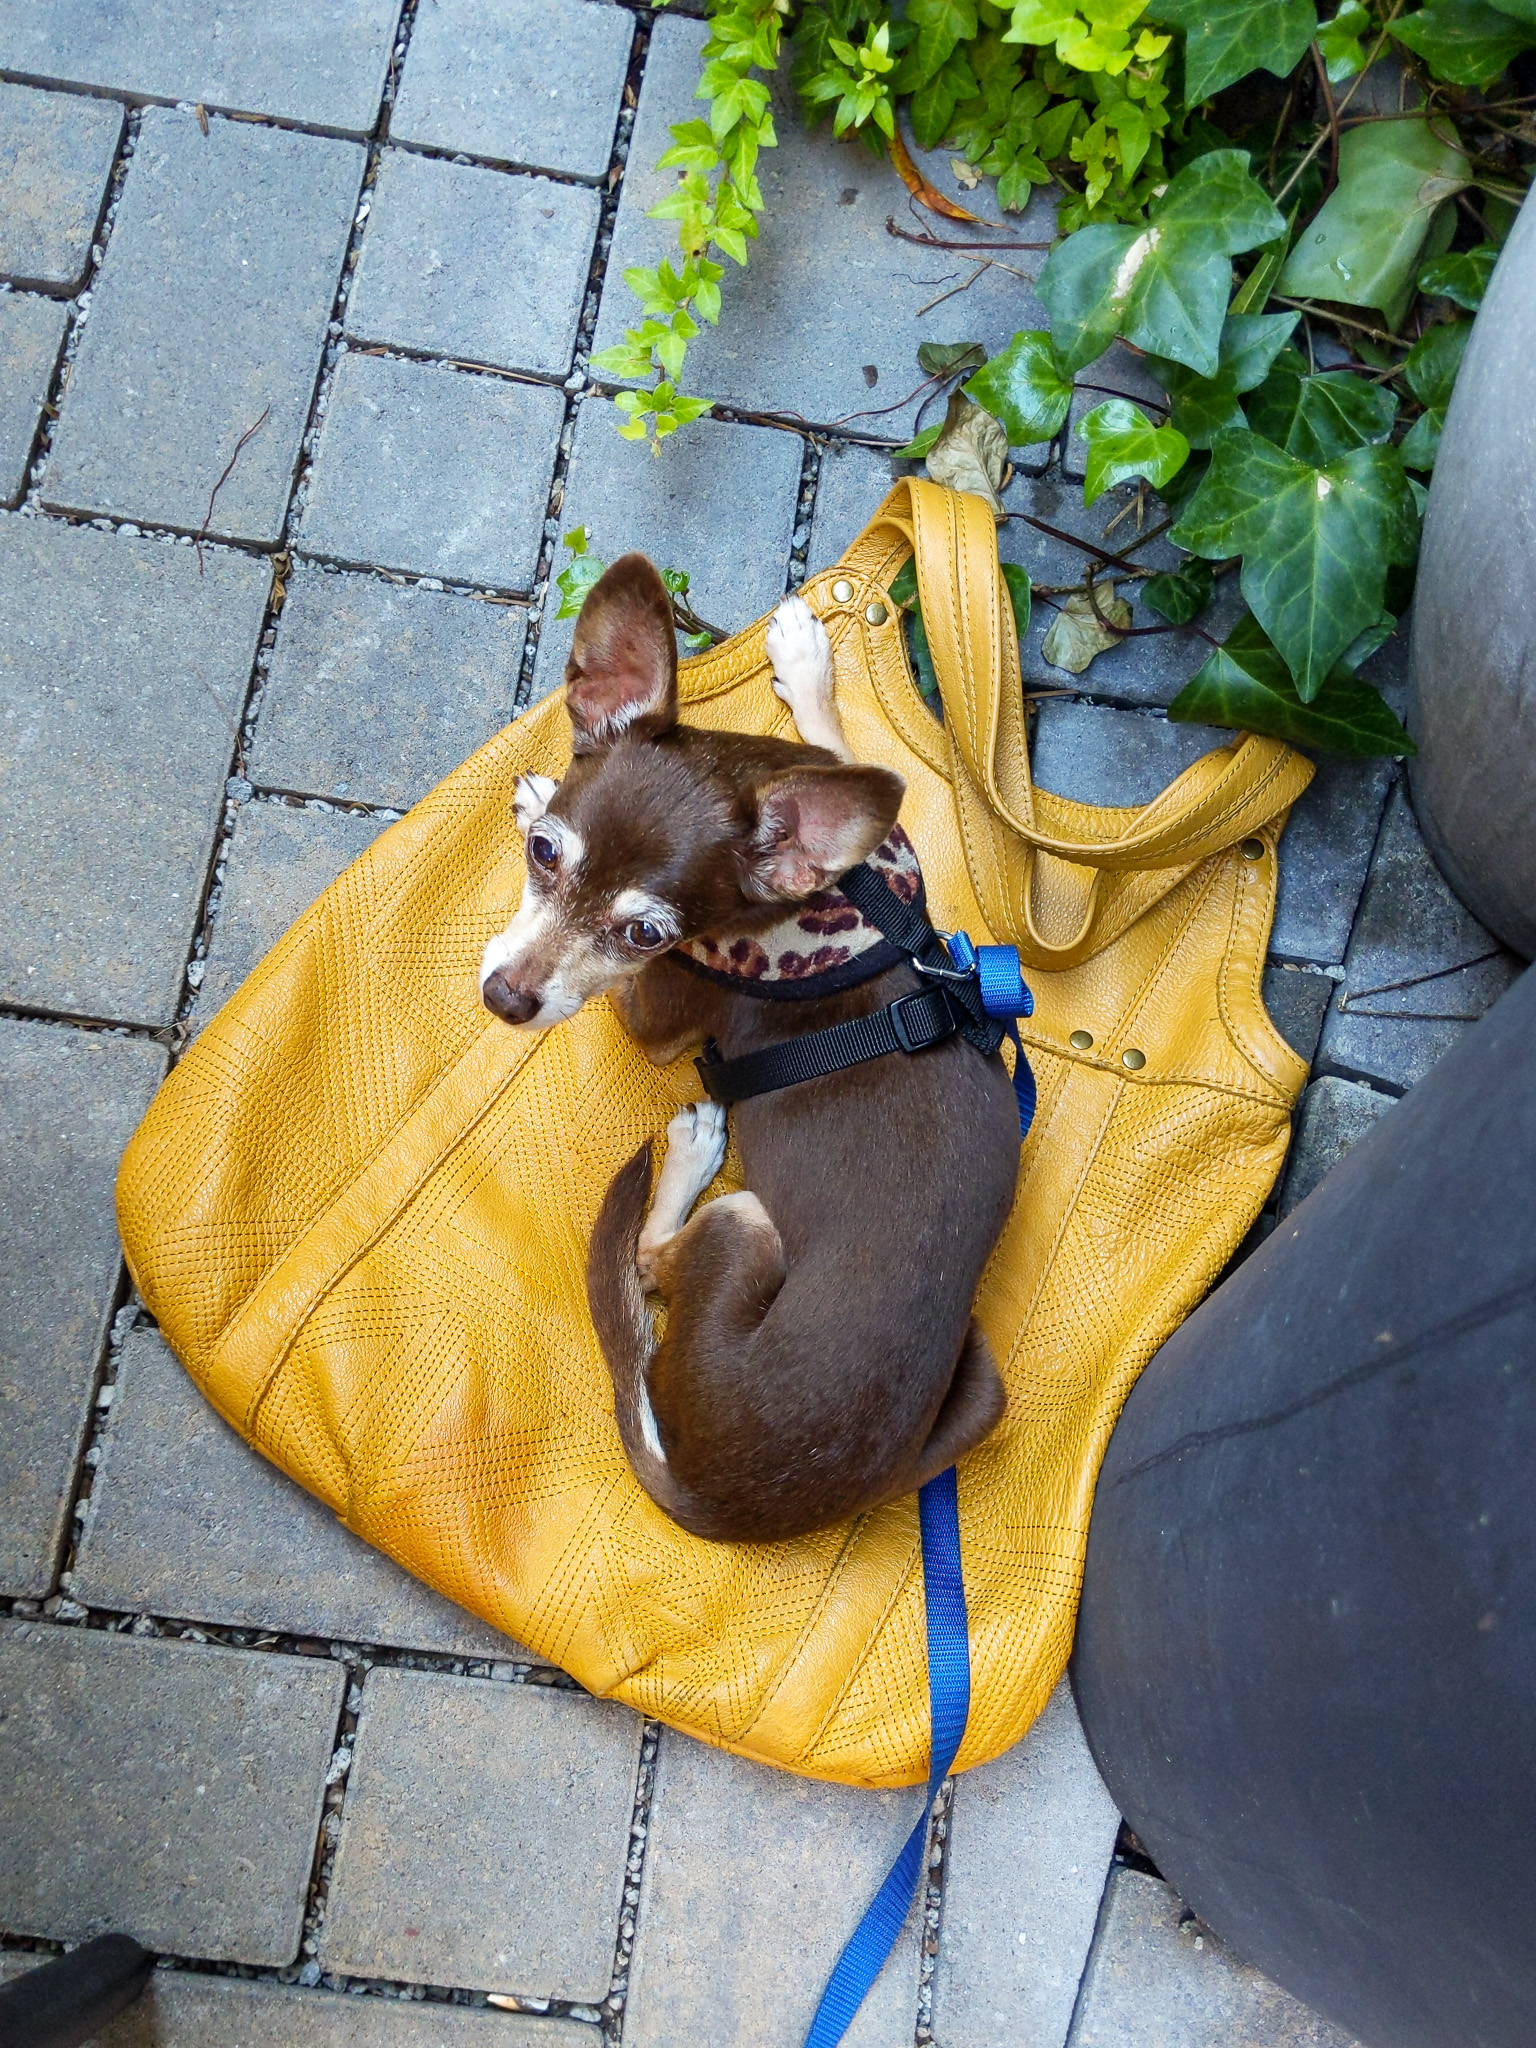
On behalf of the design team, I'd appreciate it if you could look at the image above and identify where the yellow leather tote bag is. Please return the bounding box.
[117,478,1314,1790]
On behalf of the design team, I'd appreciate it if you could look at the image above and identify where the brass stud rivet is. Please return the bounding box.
[1122,1048,1147,1071]
[831,579,854,603]
[866,600,889,626]
[1240,836,1265,861]
[1069,1028,1094,1051]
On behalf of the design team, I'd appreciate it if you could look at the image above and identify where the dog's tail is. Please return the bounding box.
[586,1142,685,1516]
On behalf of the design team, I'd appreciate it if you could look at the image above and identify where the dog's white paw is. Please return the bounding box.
[767,594,834,726]
[514,773,558,832]
[665,1099,728,1185]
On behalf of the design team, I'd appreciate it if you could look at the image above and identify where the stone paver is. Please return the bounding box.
[193,801,385,1027]
[1320,783,1521,1090]
[250,567,526,808]
[391,0,634,180]
[1067,1869,1362,2047]
[0,515,269,1025]
[1278,1076,1397,1218]
[0,290,66,505]
[300,351,563,590]
[806,440,900,574]
[530,397,802,699]
[593,17,1055,439]
[45,108,362,541]
[1261,966,1335,1070]
[321,1669,641,1997]
[0,1959,592,2047]
[1270,756,1394,967]
[346,148,600,379]
[1030,699,1229,809]
[0,0,399,138]
[0,82,121,291]
[933,1680,1121,2048]
[0,1023,164,1597]
[74,1328,521,1659]
[0,1622,343,1964]
[623,1730,922,2048]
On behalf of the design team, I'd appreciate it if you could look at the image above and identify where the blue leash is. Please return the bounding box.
[802,940,1034,2048]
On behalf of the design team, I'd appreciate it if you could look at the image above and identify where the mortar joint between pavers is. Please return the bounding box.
[913,1772,956,2046]
[513,14,652,713]
[1308,1053,1409,1099]
[587,1715,662,2044]
[785,436,822,593]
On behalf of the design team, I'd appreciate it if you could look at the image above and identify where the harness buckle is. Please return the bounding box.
[889,989,956,1055]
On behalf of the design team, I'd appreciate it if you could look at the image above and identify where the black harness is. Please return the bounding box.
[694,861,1034,1127]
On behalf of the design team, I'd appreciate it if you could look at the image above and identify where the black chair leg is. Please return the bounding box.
[0,1935,153,2048]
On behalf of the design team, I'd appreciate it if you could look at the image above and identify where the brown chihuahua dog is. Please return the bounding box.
[480,555,1020,1543]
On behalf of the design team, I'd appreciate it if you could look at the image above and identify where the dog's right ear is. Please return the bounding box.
[564,553,678,752]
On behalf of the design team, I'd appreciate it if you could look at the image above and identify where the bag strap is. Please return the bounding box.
[802,1466,970,2048]
[840,479,1314,967]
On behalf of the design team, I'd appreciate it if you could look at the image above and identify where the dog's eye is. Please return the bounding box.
[624,918,667,951]
[527,829,558,872]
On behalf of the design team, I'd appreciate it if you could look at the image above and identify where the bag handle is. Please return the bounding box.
[849,480,1313,965]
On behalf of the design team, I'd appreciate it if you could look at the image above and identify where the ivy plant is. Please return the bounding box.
[598,0,1531,753]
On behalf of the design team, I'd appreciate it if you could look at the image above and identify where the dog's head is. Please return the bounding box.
[480,553,904,1029]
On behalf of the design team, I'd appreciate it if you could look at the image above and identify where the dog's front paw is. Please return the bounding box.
[514,773,558,833]
[767,594,835,729]
[665,1100,728,1185]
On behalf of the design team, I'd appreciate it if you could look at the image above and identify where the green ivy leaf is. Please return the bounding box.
[1391,0,1536,84]
[658,120,721,172]
[1227,205,1298,315]
[1417,243,1498,308]
[1399,317,1472,470]
[1080,399,1191,503]
[1001,560,1033,642]
[1278,119,1469,325]
[1150,0,1318,105]
[1244,358,1399,464]
[1141,555,1215,623]
[1149,310,1299,446]
[963,329,1075,443]
[1039,150,1286,377]
[1169,611,1416,755]
[1317,0,1372,78]
[1170,428,1420,697]
[917,339,988,377]
[893,422,945,459]
[907,0,981,80]
[556,532,606,618]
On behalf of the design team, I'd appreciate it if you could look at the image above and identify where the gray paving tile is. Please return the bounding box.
[592,17,1055,440]
[623,1730,922,2048]
[0,290,66,505]
[193,801,385,1028]
[74,1328,527,1660]
[391,0,633,179]
[1278,1076,1397,1218]
[1029,700,1229,809]
[1002,474,1246,705]
[1320,783,1521,1090]
[44,107,362,541]
[300,350,562,589]
[1064,343,1169,482]
[1067,1868,1361,2048]
[250,567,526,808]
[346,148,600,379]
[0,1960,592,2047]
[0,515,269,1025]
[806,440,899,575]
[0,82,121,290]
[933,1680,1120,2048]
[320,1668,640,1997]
[1261,966,1334,1071]
[1270,756,1395,968]
[0,1621,343,1964]
[530,396,801,699]
[0,1023,164,1598]
[0,0,398,138]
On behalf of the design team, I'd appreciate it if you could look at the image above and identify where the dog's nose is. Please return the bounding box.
[482,969,542,1025]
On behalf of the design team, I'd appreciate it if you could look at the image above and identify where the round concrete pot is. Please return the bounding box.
[1409,190,1536,959]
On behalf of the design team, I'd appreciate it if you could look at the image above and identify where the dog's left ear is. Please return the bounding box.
[747,763,906,900]
[565,553,678,752]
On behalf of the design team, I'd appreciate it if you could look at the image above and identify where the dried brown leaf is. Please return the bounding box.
[1041,586,1133,673]
[925,391,1008,515]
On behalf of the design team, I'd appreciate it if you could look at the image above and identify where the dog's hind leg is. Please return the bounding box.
[911,1320,1007,1486]
[636,1102,729,1287]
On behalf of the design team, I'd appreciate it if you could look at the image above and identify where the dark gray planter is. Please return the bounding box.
[1409,191,1536,959]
